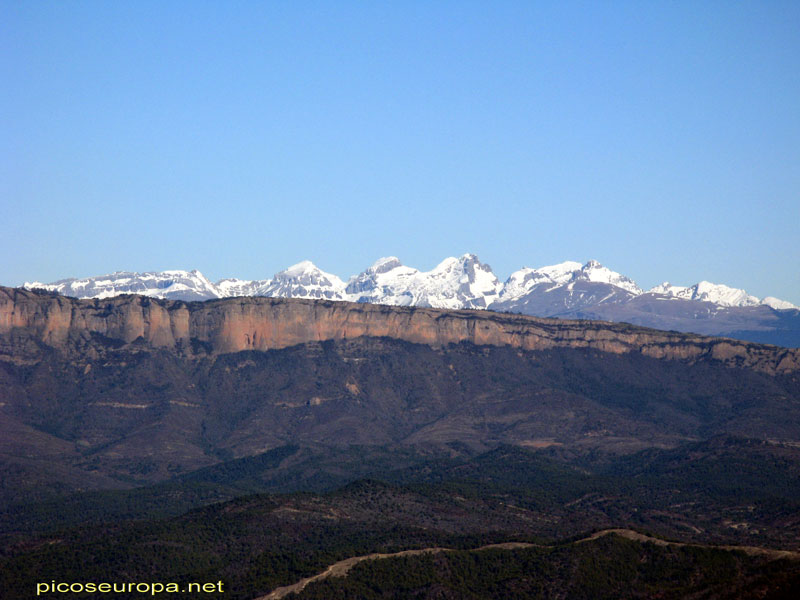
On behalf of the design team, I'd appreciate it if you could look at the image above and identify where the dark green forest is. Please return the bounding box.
[3,439,800,599]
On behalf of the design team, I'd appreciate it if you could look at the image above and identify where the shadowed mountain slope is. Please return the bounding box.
[1,286,799,504]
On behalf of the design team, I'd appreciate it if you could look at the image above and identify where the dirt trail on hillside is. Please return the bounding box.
[254,547,450,599]
[581,528,800,560]
[253,529,800,599]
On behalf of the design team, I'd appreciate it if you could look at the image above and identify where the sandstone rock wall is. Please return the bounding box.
[1,287,798,374]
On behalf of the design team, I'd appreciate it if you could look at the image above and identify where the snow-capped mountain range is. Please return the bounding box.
[23,255,800,347]
[24,254,795,310]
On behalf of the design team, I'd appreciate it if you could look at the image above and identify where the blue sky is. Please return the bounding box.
[2,1,799,303]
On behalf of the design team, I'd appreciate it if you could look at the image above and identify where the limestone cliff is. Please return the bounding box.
[1,286,798,374]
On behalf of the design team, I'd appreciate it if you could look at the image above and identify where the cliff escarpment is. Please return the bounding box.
[1,286,798,374]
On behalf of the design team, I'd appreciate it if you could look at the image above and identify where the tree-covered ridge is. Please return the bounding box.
[288,534,800,600]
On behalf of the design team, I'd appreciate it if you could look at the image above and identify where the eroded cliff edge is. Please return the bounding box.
[1,286,798,374]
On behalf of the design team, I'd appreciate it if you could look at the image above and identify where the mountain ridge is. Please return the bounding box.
[20,255,800,347]
[2,285,798,375]
[24,255,797,309]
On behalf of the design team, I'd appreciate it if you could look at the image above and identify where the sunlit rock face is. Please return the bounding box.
[2,286,798,374]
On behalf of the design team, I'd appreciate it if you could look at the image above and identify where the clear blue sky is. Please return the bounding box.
[2,1,799,303]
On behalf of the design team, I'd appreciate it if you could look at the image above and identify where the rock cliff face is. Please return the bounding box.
[1,286,798,374]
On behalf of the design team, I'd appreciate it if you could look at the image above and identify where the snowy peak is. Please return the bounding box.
[574,260,643,295]
[761,296,798,310]
[500,262,580,303]
[281,260,324,279]
[649,282,688,296]
[499,260,640,304]
[24,270,221,301]
[691,281,760,307]
[535,261,584,285]
[346,257,419,302]
[257,261,347,300]
[369,256,405,275]
[649,281,759,307]
[429,254,495,286]
[647,281,798,310]
[215,278,262,298]
[422,254,503,309]
[347,253,502,309]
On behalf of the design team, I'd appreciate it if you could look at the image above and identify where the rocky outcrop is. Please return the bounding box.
[1,286,798,374]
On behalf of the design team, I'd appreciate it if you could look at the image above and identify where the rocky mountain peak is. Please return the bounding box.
[575,260,643,295]
[259,261,347,300]
[762,296,797,310]
[369,257,404,275]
